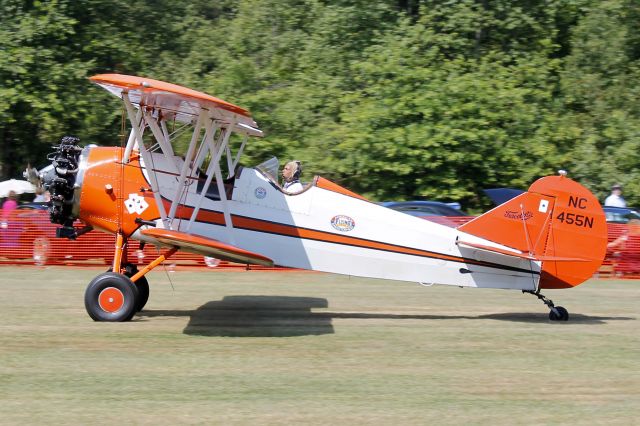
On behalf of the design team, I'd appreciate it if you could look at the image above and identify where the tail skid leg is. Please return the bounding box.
[523,290,569,321]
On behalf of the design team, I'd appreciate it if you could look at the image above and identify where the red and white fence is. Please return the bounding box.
[1,210,637,277]
[0,209,277,270]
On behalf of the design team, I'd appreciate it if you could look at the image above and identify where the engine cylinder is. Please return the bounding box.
[45,136,84,227]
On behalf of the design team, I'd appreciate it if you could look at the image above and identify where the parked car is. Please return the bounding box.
[603,206,640,224]
[483,188,524,206]
[381,201,466,217]
[484,188,640,224]
[17,202,49,210]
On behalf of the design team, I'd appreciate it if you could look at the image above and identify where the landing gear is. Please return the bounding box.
[523,290,569,321]
[549,306,569,321]
[84,272,139,322]
[84,232,178,321]
[123,264,149,312]
[133,277,149,312]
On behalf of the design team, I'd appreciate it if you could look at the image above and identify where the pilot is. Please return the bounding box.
[282,160,303,192]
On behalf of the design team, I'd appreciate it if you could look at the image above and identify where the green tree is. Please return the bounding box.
[0,0,87,178]
[305,1,571,206]
[3,0,639,212]
[0,0,212,178]
[560,0,640,205]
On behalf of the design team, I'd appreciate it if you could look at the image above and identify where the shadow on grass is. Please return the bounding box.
[140,295,334,337]
[138,295,636,336]
[477,312,635,324]
[328,312,636,324]
[326,311,634,324]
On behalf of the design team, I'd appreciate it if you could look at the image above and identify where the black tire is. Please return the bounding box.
[549,306,569,321]
[133,276,149,312]
[121,263,149,312]
[84,272,139,322]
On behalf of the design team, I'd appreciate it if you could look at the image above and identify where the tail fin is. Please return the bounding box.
[458,175,607,288]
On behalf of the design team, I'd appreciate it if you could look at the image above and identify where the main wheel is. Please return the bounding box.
[549,306,569,321]
[133,276,149,312]
[122,264,149,312]
[85,272,139,322]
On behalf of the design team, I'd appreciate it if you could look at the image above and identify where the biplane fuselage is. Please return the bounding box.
[32,74,607,322]
[75,146,542,291]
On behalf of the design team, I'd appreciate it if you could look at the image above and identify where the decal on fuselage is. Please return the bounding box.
[254,187,267,199]
[504,210,533,221]
[125,193,149,215]
[331,215,355,232]
[538,199,549,213]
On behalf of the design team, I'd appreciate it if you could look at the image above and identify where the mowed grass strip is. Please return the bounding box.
[0,266,638,425]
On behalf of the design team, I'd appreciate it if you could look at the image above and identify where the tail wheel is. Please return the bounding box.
[85,272,139,322]
[549,306,569,321]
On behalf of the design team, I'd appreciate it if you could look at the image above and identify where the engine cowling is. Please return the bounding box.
[42,136,85,237]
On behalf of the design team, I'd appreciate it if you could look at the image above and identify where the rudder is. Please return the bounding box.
[458,175,607,288]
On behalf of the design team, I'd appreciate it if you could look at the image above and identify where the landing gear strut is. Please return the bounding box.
[84,233,177,322]
[523,290,569,321]
[116,263,150,312]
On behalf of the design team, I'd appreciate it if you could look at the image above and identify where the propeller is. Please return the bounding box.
[23,164,41,187]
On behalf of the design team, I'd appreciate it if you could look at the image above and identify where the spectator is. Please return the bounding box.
[2,190,18,218]
[604,184,626,208]
[1,191,18,246]
[33,187,47,202]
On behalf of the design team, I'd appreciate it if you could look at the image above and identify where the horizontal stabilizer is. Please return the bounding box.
[141,228,273,266]
[457,240,590,262]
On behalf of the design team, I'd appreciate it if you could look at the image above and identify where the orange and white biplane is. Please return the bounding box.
[29,74,607,322]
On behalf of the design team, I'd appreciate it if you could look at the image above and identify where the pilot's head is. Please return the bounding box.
[282,161,301,183]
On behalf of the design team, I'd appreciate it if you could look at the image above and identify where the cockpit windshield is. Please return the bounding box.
[255,157,279,183]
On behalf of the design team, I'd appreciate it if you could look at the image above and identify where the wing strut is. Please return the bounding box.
[122,92,169,223]
[183,117,236,243]
[230,135,248,178]
[114,78,259,242]
[185,122,222,233]
[167,110,205,223]
[144,109,179,173]
[123,108,141,163]
[211,122,236,244]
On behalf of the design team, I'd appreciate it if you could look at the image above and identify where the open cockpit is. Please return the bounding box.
[254,156,314,195]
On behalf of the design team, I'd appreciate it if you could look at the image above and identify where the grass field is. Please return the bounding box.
[0,266,638,425]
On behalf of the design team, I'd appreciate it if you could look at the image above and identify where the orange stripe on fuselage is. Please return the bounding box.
[314,177,369,201]
[164,204,538,275]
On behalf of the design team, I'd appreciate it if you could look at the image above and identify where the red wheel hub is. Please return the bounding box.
[98,287,125,313]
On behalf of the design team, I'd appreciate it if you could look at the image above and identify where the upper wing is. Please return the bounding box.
[141,228,273,267]
[90,74,263,136]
